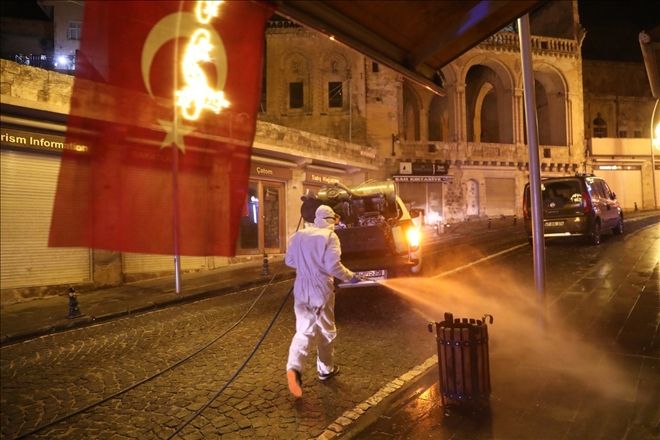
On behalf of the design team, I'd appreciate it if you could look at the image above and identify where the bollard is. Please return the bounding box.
[634,202,638,211]
[512,215,517,225]
[487,218,492,229]
[67,287,82,319]
[262,252,269,276]
[427,312,493,409]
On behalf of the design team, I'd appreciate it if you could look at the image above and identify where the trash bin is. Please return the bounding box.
[427,312,493,408]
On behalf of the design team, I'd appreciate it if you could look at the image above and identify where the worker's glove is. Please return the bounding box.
[349,274,364,284]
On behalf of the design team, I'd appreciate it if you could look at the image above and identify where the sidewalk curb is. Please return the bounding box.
[317,357,439,440]
[0,271,296,347]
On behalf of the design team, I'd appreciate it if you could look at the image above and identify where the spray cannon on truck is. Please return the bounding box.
[299,180,422,285]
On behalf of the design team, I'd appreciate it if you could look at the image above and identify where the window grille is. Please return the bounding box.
[328,81,343,108]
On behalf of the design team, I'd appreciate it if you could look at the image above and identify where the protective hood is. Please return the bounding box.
[314,205,337,229]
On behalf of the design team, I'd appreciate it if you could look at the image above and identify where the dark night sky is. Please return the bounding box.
[0,1,49,21]
[578,0,660,62]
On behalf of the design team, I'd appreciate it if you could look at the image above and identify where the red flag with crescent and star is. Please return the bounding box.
[49,0,274,256]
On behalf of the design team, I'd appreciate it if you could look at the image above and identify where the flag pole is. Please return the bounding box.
[172,143,182,295]
[171,1,184,295]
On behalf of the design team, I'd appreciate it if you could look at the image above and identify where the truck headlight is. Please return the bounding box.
[406,227,421,249]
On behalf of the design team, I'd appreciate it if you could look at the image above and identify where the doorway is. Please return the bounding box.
[237,180,286,254]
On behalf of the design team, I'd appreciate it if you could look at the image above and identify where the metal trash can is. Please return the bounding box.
[427,312,493,408]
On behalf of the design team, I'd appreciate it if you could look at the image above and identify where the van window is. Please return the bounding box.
[542,180,581,205]
[590,180,608,199]
[600,181,613,198]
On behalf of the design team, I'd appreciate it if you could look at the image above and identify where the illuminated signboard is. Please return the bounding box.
[1,127,87,153]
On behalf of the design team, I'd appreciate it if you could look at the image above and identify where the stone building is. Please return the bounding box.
[582,60,658,210]
[389,1,587,223]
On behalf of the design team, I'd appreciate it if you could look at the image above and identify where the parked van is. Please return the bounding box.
[523,174,624,245]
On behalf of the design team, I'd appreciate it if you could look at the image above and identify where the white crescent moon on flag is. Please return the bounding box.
[141,12,228,98]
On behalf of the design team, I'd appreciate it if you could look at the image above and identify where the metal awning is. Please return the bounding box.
[276,0,545,94]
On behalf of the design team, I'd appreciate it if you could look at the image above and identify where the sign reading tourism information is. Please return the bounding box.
[49,0,273,256]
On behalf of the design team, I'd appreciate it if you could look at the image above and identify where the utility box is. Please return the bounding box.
[428,312,493,408]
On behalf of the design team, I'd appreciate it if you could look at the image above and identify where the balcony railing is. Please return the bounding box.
[400,140,572,164]
[9,53,77,73]
[11,54,53,69]
[478,32,579,58]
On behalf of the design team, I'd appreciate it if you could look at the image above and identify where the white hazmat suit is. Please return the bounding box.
[285,205,356,396]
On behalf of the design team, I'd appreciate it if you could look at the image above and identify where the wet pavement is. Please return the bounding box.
[0,211,658,440]
[357,215,660,440]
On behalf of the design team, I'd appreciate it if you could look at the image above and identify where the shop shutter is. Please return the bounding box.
[594,169,642,211]
[1,150,91,289]
[485,177,515,216]
[122,254,207,275]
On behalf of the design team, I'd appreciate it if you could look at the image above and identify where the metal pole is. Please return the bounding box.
[171,4,183,295]
[517,15,546,306]
[348,69,352,144]
[172,146,182,294]
[651,99,658,209]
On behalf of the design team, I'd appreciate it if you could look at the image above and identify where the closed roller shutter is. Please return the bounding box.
[485,177,515,216]
[594,170,642,210]
[122,254,207,275]
[1,150,91,289]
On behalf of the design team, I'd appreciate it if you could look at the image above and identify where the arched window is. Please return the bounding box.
[281,53,311,113]
[465,64,513,143]
[322,53,349,112]
[593,113,607,138]
[403,83,421,141]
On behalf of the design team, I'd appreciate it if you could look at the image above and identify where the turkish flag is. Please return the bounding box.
[49,1,274,256]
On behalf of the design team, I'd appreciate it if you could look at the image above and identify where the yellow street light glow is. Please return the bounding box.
[176,7,229,121]
[196,0,221,24]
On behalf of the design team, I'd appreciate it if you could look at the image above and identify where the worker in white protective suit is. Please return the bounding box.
[285,205,361,398]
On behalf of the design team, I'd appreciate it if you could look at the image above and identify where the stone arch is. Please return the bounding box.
[427,66,457,143]
[473,82,497,143]
[428,93,451,141]
[280,51,312,113]
[530,63,569,146]
[463,58,514,143]
[403,81,422,141]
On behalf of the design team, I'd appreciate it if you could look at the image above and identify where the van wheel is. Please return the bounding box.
[589,221,601,245]
[612,215,624,235]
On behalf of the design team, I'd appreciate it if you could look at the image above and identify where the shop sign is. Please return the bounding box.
[1,127,88,153]
[393,175,453,183]
[399,160,449,176]
[250,162,292,179]
[307,172,341,185]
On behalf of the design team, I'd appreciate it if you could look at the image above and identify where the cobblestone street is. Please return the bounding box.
[1,280,435,439]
